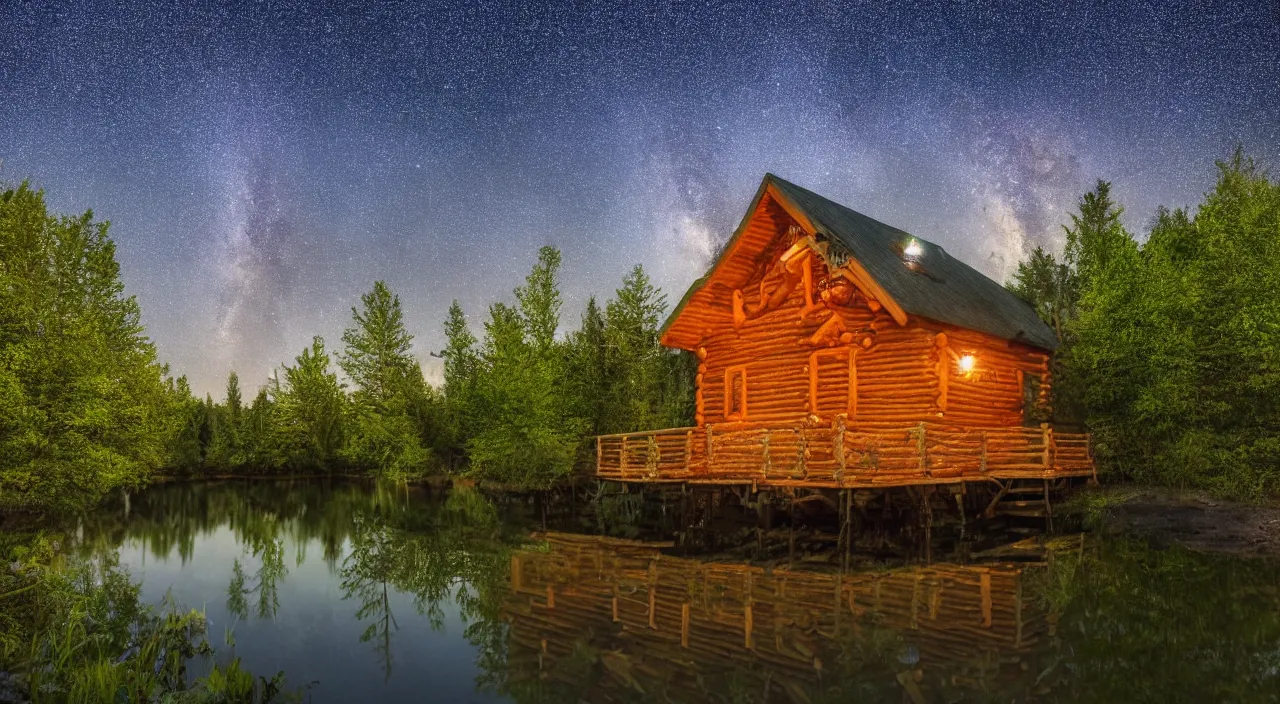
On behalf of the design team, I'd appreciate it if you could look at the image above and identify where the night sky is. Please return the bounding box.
[3,0,1278,396]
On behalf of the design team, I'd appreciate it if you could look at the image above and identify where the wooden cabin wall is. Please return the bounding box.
[690,226,1053,430]
[924,323,1053,428]
[697,251,939,427]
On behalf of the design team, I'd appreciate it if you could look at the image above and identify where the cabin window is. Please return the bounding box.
[724,365,748,421]
[809,348,856,418]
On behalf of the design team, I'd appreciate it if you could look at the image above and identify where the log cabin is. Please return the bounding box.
[596,174,1094,491]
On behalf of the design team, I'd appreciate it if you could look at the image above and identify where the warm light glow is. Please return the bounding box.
[903,239,923,262]
[958,355,976,374]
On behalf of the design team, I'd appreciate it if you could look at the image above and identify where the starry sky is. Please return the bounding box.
[3,0,1278,396]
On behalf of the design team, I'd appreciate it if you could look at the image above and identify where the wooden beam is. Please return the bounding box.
[764,182,909,327]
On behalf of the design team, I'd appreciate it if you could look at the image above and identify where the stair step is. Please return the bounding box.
[998,508,1049,517]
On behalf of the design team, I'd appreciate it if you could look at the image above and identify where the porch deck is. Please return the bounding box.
[595,420,1094,489]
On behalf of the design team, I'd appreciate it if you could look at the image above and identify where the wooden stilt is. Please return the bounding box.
[979,571,992,627]
[681,603,691,648]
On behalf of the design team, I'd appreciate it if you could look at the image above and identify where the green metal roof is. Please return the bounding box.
[662,173,1058,352]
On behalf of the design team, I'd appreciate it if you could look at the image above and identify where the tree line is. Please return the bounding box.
[172,246,693,489]
[1,183,692,511]
[1008,150,1280,497]
[5,149,1277,510]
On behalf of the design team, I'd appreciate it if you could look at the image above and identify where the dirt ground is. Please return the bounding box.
[1078,486,1280,557]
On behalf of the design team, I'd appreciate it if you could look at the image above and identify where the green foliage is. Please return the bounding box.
[1072,153,1280,496]
[339,281,434,479]
[339,281,418,403]
[466,247,584,486]
[601,266,672,433]
[0,184,179,511]
[1012,151,1280,496]
[0,533,297,703]
[1035,536,1280,702]
[437,300,481,470]
[269,337,347,472]
[566,297,611,437]
[444,255,695,486]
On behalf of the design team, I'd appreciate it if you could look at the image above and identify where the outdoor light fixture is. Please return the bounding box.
[903,239,923,263]
[957,354,976,374]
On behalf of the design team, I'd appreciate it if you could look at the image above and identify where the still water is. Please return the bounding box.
[72,480,1280,703]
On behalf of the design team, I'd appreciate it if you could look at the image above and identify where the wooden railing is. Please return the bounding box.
[596,426,698,481]
[597,420,1092,486]
[504,532,1062,700]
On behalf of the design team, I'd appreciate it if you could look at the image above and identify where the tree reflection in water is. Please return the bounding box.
[227,535,288,621]
[67,481,1280,703]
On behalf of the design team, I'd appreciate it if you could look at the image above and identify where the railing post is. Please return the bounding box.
[979,430,988,473]
[685,430,694,474]
[646,435,660,477]
[916,422,928,475]
[596,435,602,475]
[1041,423,1052,471]
[761,430,772,476]
[620,436,629,477]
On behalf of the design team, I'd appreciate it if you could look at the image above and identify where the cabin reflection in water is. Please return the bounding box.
[503,532,1071,702]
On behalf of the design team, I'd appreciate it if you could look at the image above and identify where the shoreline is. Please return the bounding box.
[1067,485,1280,557]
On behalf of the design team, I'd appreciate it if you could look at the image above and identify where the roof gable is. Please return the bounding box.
[661,174,1058,352]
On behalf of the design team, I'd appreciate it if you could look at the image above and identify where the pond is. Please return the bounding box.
[65,480,1280,702]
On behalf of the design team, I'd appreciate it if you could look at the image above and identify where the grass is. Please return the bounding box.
[1,532,300,703]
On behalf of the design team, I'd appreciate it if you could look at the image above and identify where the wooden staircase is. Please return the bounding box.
[983,479,1054,518]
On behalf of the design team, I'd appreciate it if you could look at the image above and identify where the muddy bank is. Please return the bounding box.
[1073,487,1280,557]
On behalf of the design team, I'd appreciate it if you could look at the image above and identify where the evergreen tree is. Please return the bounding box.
[206,372,246,472]
[0,183,176,510]
[1065,180,1132,291]
[438,300,479,470]
[339,281,417,403]
[1015,151,1280,496]
[567,297,611,437]
[1008,246,1077,344]
[241,388,278,472]
[271,337,347,472]
[339,281,432,478]
[514,246,562,353]
[603,265,668,433]
[164,375,206,474]
[226,371,243,422]
[468,248,584,485]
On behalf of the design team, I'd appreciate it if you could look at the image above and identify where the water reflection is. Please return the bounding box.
[67,481,1280,702]
[499,532,1065,702]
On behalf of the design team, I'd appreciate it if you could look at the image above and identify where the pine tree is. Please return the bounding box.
[337,281,432,478]
[339,281,417,403]
[438,300,479,469]
[515,246,562,353]
[603,265,668,433]
[206,372,246,472]
[567,297,611,437]
[226,371,243,421]
[271,337,347,472]
[1065,180,1131,291]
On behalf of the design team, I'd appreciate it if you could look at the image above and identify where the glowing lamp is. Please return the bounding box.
[957,355,976,374]
[903,239,923,262]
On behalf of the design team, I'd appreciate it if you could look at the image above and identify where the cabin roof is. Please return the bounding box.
[661,173,1059,352]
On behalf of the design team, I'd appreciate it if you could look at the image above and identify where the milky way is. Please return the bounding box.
[2,0,1277,395]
